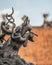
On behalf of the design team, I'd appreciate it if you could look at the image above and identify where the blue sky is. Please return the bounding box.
[0,0,52,26]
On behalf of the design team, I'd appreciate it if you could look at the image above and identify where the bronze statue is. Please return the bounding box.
[0,8,37,65]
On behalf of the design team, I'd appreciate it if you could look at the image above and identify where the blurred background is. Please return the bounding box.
[0,0,52,26]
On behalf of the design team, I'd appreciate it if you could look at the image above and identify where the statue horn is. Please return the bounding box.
[10,7,14,16]
[6,7,14,16]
